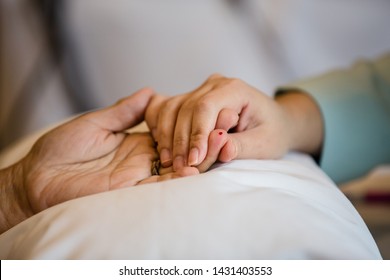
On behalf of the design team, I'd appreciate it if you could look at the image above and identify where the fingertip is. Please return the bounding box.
[88,88,155,132]
[216,109,239,131]
[123,87,154,107]
[176,167,200,177]
[160,148,173,167]
[193,129,229,172]
[188,147,199,166]
[188,129,226,168]
[209,129,228,147]
[136,87,155,98]
[218,137,237,162]
[120,87,155,113]
[188,133,209,167]
[173,155,186,171]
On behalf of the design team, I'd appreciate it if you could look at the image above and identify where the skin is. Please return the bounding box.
[0,88,203,234]
[146,74,324,172]
[0,75,324,234]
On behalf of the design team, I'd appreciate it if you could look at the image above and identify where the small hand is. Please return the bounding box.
[146,75,289,171]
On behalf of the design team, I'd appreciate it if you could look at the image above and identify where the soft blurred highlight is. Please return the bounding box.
[1,0,390,151]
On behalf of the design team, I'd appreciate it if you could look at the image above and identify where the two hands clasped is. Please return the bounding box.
[0,74,323,233]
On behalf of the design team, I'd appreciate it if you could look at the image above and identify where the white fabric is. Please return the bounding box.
[0,126,381,259]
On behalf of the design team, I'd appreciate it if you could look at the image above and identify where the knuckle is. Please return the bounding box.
[173,135,188,147]
[161,96,181,111]
[194,96,213,114]
[149,94,161,106]
[207,73,223,81]
[190,129,206,146]
[225,77,243,88]
[178,100,194,115]
[160,99,175,112]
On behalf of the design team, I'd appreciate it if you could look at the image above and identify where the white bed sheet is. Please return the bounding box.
[0,161,381,259]
[0,124,381,259]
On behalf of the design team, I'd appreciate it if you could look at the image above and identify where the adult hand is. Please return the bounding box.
[0,88,198,233]
[146,74,323,172]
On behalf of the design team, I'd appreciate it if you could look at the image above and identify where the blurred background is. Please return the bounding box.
[0,0,389,257]
[1,0,390,151]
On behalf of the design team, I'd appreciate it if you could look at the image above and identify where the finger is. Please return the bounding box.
[85,88,154,132]
[207,73,224,82]
[196,129,229,172]
[187,88,242,167]
[171,82,218,170]
[171,103,194,170]
[156,95,187,167]
[137,167,199,185]
[185,95,218,167]
[218,137,237,162]
[159,165,173,176]
[219,127,285,161]
[145,94,169,139]
[215,108,239,131]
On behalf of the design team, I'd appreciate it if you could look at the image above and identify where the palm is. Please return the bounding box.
[1,89,199,233]
[20,89,199,215]
[25,121,157,212]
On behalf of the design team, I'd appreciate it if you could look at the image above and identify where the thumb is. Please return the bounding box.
[215,108,239,131]
[220,128,286,161]
[85,88,154,132]
[145,94,168,138]
[218,129,263,162]
[196,129,230,172]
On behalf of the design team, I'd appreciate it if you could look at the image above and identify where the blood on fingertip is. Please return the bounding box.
[218,132,223,135]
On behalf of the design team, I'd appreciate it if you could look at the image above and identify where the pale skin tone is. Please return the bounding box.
[0,88,232,234]
[146,74,324,172]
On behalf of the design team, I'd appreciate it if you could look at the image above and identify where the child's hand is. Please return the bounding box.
[146,74,323,172]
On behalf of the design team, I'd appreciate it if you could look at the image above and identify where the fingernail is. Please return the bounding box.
[160,148,172,167]
[188,147,199,166]
[173,156,185,171]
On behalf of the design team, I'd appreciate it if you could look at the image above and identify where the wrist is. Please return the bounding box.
[0,160,33,234]
[275,91,324,157]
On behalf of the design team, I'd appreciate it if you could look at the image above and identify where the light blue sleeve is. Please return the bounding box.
[277,54,390,184]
